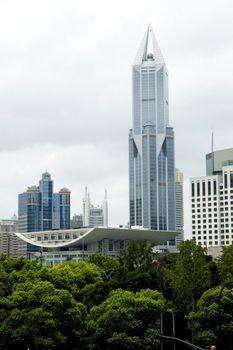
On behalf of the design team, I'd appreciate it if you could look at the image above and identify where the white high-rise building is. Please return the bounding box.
[175,169,184,246]
[82,188,108,227]
[190,148,233,251]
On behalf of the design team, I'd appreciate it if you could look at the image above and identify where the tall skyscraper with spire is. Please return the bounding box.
[129,25,175,231]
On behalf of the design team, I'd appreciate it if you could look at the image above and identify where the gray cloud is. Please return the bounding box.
[0,0,233,233]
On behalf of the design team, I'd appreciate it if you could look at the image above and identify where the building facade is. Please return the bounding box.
[0,215,19,258]
[18,172,70,233]
[70,214,83,229]
[175,169,184,246]
[82,187,108,227]
[191,148,233,249]
[129,25,175,232]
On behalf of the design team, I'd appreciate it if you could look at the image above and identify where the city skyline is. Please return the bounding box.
[0,0,233,237]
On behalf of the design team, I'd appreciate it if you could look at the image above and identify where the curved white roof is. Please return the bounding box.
[15,227,177,249]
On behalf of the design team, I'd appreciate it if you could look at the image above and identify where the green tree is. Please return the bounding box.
[118,241,159,292]
[155,252,177,304]
[188,286,233,350]
[217,245,233,283]
[88,288,164,350]
[46,260,106,308]
[165,240,211,313]
[0,280,87,350]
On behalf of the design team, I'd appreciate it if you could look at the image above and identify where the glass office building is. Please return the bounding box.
[129,25,175,231]
[52,193,60,230]
[18,186,41,232]
[18,172,71,234]
[39,172,53,231]
[59,188,71,229]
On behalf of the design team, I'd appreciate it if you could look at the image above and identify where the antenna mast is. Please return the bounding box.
[211,130,214,174]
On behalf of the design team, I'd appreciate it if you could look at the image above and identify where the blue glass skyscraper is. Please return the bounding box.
[18,172,71,233]
[59,188,71,229]
[129,25,175,231]
[39,172,53,231]
[18,186,41,232]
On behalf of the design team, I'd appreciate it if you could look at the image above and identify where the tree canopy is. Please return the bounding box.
[0,241,232,349]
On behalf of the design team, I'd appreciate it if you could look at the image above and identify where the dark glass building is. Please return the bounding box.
[39,172,53,231]
[59,188,71,229]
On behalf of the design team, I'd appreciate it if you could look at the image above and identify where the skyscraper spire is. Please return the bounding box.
[133,24,165,66]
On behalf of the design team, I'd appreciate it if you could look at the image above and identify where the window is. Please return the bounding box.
[213,181,217,195]
[231,173,233,188]
[208,181,211,195]
[192,183,195,197]
[197,183,200,197]
[202,182,206,196]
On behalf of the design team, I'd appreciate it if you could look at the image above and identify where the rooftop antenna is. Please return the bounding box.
[211,129,214,174]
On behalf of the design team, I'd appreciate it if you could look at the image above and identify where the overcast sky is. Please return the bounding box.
[0,0,233,237]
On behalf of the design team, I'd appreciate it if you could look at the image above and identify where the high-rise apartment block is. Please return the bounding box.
[175,168,184,246]
[0,215,18,258]
[129,25,175,233]
[70,214,83,229]
[191,148,233,249]
[83,187,108,227]
[18,172,70,233]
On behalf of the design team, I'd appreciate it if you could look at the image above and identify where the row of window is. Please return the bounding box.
[192,197,217,202]
[192,208,218,213]
[191,181,233,198]
[192,203,218,207]
[193,229,233,236]
[192,181,217,197]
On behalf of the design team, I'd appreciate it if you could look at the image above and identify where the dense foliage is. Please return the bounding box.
[0,240,232,349]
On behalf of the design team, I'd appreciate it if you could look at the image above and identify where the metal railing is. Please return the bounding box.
[160,335,206,350]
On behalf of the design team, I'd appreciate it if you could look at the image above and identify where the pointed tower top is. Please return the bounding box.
[133,24,165,66]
